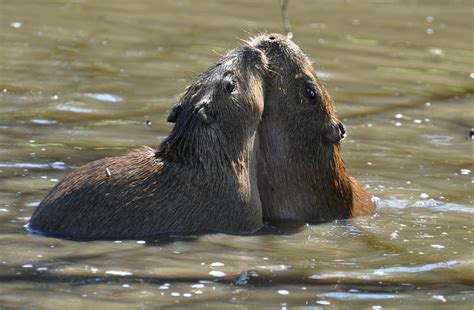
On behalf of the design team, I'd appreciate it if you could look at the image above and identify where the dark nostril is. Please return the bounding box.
[268,35,276,41]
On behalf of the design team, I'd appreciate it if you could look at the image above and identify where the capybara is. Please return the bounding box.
[250,34,376,222]
[28,45,268,239]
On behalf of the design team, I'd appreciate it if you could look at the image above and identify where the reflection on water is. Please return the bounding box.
[0,0,473,308]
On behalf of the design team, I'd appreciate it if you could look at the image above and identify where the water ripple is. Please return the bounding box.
[85,93,123,103]
[0,161,68,170]
[373,260,459,274]
[379,199,474,213]
[323,292,399,300]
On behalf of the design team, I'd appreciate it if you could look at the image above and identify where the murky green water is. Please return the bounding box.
[1,0,473,308]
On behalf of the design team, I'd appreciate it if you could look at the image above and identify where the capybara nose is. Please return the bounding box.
[268,35,277,41]
[263,34,282,45]
[249,33,283,49]
[338,122,347,140]
[325,121,346,145]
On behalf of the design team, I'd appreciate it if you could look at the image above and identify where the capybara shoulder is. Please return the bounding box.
[28,45,268,239]
[250,33,375,222]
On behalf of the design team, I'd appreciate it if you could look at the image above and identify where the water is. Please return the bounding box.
[0,0,473,308]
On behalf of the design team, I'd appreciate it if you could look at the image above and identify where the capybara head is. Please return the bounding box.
[249,33,345,149]
[163,46,268,163]
[248,33,375,221]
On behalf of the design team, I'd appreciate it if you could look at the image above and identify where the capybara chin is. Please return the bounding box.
[250,33,376,222]
[28,45,268,240]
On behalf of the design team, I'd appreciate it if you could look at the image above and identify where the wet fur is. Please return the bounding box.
[28,46,268,239]
[251,34,375,222]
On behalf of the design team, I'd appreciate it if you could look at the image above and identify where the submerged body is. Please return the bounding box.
[251,34,376,222]
[28,46,268,239]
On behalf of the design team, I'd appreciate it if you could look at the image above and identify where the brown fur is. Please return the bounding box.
[250,34,375,222]
[28,46,268,239]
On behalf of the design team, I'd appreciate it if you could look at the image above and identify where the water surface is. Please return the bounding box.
[0,0,473,308]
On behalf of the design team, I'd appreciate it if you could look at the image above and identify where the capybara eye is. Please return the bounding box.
[305,84,317,101]
[224,77,236,94]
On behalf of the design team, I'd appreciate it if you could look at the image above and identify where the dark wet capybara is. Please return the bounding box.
[250,33,376,222]
[28,45,268,239]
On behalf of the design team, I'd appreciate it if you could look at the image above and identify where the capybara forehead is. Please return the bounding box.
[184,46,265,93]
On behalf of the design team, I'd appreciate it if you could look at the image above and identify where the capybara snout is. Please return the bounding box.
[325,121,347,145]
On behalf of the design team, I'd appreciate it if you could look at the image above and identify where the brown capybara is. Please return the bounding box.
[250,33,376,222]
[28,45,268,239]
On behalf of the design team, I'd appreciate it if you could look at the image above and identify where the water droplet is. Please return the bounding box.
[278,290,289,295]
[85,93,123,103]
[105,270,132,276]
[420,193,429,199]
[11,22,22,28]
[31,119,57,125]
[210,262,224,267]
[432,295,446,302]
[26,201,40,208]
[209,270,226,277]
[390,231,398,239]
[429,48,444,58]
[191,284,204,288]
[316,300,331,305]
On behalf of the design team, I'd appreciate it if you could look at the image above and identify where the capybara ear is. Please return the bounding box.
[167,104,181,123]
[196,101,214,124]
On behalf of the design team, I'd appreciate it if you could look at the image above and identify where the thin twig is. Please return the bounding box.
[280,0,293,39]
